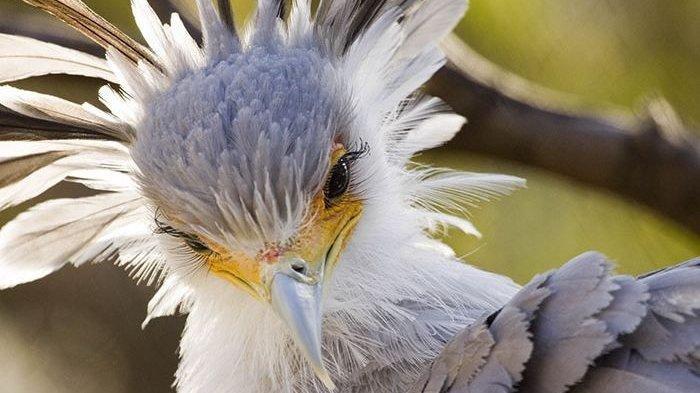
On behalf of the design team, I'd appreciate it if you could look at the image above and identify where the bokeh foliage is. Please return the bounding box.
[453,0,700,281]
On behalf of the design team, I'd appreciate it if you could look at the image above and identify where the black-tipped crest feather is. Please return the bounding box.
[0,106,123,142]
[22,0,160,69]
[215,0,235,33]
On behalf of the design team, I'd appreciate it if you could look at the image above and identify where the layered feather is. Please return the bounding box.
[0,33,117,83]
[0,139,132,208]
[195,0,239,61]
[0,85,132,142]
[0,192,148,289]
[22,0,160,69]
[411,253,700,393]
[131,0,204,79]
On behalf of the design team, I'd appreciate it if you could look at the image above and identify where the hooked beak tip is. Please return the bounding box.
[270,271,336,390]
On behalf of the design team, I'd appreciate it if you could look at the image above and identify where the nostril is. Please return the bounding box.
[291,261,308,275]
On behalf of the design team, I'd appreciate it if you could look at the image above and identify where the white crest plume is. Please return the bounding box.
[0,1,524,392]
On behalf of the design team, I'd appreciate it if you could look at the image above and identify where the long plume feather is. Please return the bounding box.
[0,192,146,289]
[22,0,161,69]
[0,85,133,142]
[0,33,118,83]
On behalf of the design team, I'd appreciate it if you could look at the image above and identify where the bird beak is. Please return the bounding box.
[207,195,362,389]
[270,261,336,390]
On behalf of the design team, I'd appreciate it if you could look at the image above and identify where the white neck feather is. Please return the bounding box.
[174,209,518,393]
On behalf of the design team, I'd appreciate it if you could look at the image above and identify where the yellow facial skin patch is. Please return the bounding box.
[205,145,364,300]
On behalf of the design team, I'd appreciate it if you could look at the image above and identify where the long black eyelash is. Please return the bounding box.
[342,141,371,191]
[343,140,371,164]
[345,141,373,202]
[154,210,211,254]
[154,209,180,236]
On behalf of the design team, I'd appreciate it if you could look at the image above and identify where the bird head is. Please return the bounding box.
[98,0,523,386]
[0,0,524,389]
[134,49,368,386]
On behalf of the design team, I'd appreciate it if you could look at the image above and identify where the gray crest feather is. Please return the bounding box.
[195,0,239,61]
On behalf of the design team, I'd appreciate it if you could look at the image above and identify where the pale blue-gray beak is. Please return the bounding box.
[270,264,335,390]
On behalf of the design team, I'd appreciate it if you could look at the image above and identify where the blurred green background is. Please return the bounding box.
[0,0,699,392]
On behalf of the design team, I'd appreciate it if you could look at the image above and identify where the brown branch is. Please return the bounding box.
[431,35,700,234]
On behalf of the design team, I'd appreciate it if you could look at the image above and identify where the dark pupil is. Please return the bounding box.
[325,159,350,200]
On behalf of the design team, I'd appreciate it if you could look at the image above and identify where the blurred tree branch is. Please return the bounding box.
[432,35,700,234]
[2,5,699,234]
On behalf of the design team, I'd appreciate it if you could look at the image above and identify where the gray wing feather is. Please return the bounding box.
[519,252,619,393]
[641,259,700,321]
[597,276,649,338]
[410,273,551,393]
[571,349,700,393]
[462,274,550,392]
[595,275,649,354]
[624,310,700,364]
[624,258,700,364]
[410,324,495,393]
[412,253,700,393]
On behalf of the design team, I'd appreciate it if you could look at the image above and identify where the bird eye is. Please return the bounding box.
[324,157,351,201]
[323,142,370,204]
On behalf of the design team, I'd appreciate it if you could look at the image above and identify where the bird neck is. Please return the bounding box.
[173,234,518,393]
